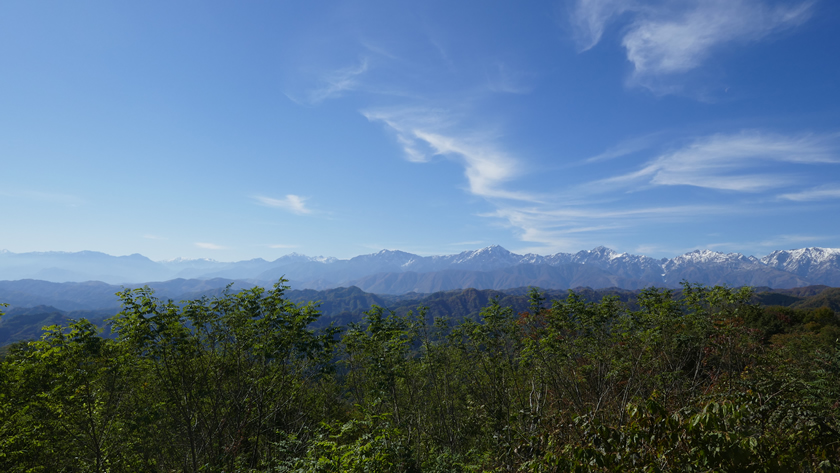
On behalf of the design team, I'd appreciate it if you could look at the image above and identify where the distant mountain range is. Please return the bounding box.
[2,245,840,294]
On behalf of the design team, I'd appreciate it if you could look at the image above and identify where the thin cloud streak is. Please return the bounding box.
[362,107,452,164]
[492,204,730,220]
[584,132,665,163]
[295,58,370,105]
[254,195,312,215]
[503,130,837,252]
[780,185,840,202]
[593,131,838,192]
[486,203,733,253]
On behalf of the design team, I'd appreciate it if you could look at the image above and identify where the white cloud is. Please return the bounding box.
[625,0,812,86]
[195,242,227,250]
[367,106,840,254]
[362,107,453,163]
[143,234,167,240]
[413,131,530,200]
[268,243,298,249]
[780,185,840,202]
[596,131,838,192]
[570,0,814,92]
[479,130,839,254]
[254,194,312,215]
[363,108,535,201]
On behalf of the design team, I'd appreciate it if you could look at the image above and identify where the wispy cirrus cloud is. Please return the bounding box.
[583,132,665,163]
[780,185,840,202]
[283,21,545,242]
[414,130,530,200]
[254,194,312,215]
[361,113,840,254]
[570,0,635,52]
[292,58,370,105]
[489,203,732,254]
[594,131,838,192]
[570,0,814,92]
[363,107,535,201]
[278,9,832,257]
[480,130,839,254]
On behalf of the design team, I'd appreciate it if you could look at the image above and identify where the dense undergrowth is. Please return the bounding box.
[1,280,839,472]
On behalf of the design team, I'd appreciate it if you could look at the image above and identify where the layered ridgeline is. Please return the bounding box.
[2,246,840,293]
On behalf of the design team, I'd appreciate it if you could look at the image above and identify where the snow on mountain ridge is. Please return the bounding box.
[665,250,757,269]
[762,247,840,266]
[760,248,840,284]
[3,246,840,288]
[438,245,524,271]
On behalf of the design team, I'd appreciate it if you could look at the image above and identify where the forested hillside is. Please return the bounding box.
[1,280,839,471]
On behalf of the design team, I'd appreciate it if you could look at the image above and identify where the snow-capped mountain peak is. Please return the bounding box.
[3,245,840,289]
[761,247,840,279]
[667,249,753,267]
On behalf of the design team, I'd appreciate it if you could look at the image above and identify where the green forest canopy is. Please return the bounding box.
[1,280,839,472]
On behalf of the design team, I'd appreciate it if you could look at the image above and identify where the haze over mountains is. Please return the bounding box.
[2,246,840,294]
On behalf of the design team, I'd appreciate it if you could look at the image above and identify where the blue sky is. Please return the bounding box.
[2,0,840,261]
